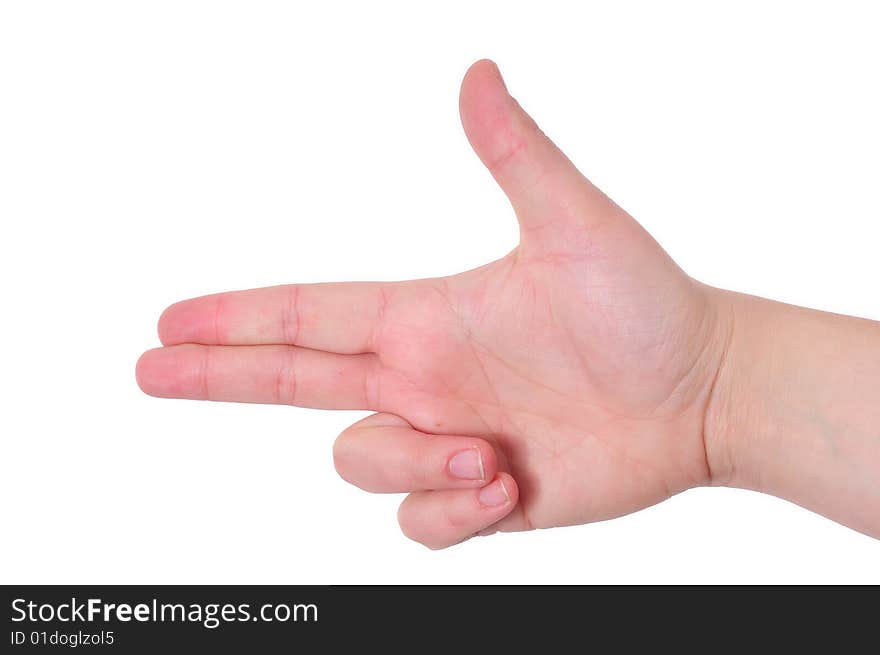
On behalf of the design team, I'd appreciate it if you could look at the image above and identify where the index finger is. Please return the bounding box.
[158,281,396,354]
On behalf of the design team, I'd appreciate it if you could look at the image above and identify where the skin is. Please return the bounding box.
[137,60,880,548]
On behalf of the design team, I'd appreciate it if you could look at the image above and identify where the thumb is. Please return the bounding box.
[459,60,623,250]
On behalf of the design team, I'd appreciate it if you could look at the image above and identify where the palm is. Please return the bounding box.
[378,227,719,531]
[138,60,724,547]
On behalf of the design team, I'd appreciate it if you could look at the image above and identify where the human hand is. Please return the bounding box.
[136,60,733,548]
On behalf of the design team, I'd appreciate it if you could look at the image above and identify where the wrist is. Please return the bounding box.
[701,288,767,490]
[701,288,880,538]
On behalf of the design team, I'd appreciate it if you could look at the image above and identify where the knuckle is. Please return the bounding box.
[443,503,468,531]
[397,498,450,550]
[397,499,435,549]
[487,136,527,176]
[332,426,388,492]
[396,502,417,541]
[274,347,298,405]
[331,430,356,479]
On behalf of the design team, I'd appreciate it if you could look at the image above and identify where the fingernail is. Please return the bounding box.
[478,478,510,507]
[489,60,507,90]
[448,447,485,481]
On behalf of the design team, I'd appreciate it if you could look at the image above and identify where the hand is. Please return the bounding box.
[137,60,731,548]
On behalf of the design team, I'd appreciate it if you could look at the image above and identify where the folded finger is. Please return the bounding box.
[333,413,497,493]
[396,473,519,549]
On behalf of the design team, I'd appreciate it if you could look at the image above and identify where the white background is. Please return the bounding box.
[2,1,879,584]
